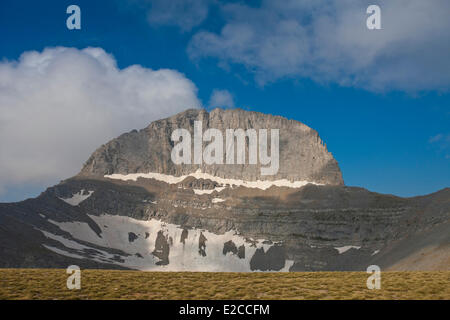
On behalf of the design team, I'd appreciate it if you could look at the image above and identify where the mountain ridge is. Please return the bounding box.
[0,108,448,271]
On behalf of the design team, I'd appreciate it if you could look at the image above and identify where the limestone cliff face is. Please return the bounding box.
[80,108,344,185]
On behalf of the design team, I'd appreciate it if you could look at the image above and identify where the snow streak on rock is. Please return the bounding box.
[40,214,293,271]
[59,190,94,206]
[105,169,319,191]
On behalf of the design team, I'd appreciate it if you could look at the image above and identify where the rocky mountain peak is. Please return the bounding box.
[79,108,344,185]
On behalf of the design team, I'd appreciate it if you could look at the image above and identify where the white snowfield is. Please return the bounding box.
[334,246,362,254]
[59,190,94,206]
[105,169,320,191]
[193,187,226,195]
[39,214,294,272]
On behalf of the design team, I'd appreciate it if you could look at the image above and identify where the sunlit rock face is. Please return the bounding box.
[79,108,344,185]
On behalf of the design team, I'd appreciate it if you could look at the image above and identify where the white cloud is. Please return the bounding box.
[429,133,450,159]
[209,89,235,109]
[188,0,450,92]
[143,0,212,31]
[429,134,444,144]
[0,47,201,193]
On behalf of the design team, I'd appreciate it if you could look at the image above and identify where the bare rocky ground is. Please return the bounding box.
[0,173,448,271]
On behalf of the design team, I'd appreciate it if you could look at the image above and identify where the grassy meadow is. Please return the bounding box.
[0,269,448,300]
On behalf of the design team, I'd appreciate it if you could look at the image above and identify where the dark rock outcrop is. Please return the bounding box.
[153,231,170,265]
[250,245,286,271]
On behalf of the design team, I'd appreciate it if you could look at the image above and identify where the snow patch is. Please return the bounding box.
[48,219,103,244]
[38,229,119,263]
[334,246,361,254]
[59,190,94,206]
[194,189,213,195]
[142,200,157,204]
[40,214,292,272]
[371,250,380,256]
[280,260,294,272]
[193,187,227,195]
[42,245,86,260]
[105,169,319,191]
[212,198,225,203]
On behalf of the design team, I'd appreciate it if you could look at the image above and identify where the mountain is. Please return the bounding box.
[0,108,448,271]
[80,108,344,185]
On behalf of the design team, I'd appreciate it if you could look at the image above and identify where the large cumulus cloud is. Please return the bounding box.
[0,47,201,193]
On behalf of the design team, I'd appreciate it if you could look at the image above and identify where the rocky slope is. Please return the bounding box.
[0,108,448,271]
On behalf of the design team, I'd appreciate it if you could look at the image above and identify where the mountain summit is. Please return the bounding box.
[80,108,344,185]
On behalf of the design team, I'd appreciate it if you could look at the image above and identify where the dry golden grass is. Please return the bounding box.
[0,269,448,300]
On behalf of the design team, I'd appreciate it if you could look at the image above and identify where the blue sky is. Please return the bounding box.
[0,0,449,201]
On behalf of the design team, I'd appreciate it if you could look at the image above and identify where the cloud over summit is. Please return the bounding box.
[0,47,201,193]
